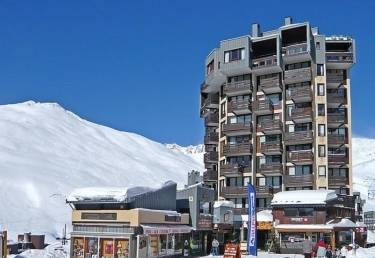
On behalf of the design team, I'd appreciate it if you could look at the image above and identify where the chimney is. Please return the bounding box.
[252,23,260,37]
[284,16,293,25]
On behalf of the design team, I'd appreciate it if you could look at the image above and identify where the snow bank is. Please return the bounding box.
[214,200,234,208]
[271,190,337,205]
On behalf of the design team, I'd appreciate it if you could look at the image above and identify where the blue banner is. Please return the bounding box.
[247,183,257,256]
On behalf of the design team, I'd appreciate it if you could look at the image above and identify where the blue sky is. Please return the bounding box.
[0,0,374,145]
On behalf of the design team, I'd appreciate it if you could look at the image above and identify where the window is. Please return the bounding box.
[207,60,214,74]
[284,208,314,217]
[319,166,326,176]
[221,103,226,117]
[318,124,326,136]
[224,48,245,63]
[266,176,281,188]
[317,64,324,76]
[284,208,298,217]
[316,42,321,50]
[285,61,311,71]
[317,83,325,96]
[288,166,296,176]
[318,104,325,116]
[318,145,326,157]
[299,208,314,217]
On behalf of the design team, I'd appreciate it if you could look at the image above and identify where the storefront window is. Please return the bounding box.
[85,238,98,258]
[115,239,129,258]
[148,235,159,257]
[72,238,84,258]
[101,239,114,258]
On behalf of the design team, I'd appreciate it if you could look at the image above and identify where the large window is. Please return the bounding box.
[317,83,325,96]
[285,61,311,71]
[288,165,312,176]
[318,104,325,116]
[318,145,326,157]
[227,155,251,165]
[329,168,348,177]
[266,176,281,188]
[224,48,245,63]
[229,114,251,124]
[284,207,314,217]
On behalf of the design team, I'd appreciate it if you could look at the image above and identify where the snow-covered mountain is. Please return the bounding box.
[0,101,204,241]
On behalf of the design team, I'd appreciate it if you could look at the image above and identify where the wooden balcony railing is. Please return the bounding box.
[285,131,313,144]
[328,134,348,145]
[258,74,281,90]
[221,164,251,175]
[282,43,308,56]
[222,142,252,156]
[258,163,283,174]
[221,186,247,196]
[233,208,248,215]
[253,99,274,113]
[287,150,313,163]
[327,114,347,124]
[257,120,283,132]
[284,174,314,187]
[204,132,219,144]
[204,151,218,163]
[227,99,252,114]
[327,93,347,104]
[286,86,312,100]
[284,67,312,85]
[252,55,278,69]
[256,185,275,196]
[203,169,218,181]
[222,123,252,135]
[326,52,353,63]
[327,73,346,84]
[260,141,282,153]
[224,80,252,95]
[328,176,349,186]
[287,107,313,121]
[328,154,348,165]
[204,112,219,125]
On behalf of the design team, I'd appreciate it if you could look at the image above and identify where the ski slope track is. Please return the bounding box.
[0,101,203,241]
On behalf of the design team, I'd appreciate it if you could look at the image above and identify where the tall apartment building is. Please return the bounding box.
[200,17,355,228]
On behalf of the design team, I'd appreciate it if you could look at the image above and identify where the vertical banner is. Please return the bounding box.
[247,184,257,256]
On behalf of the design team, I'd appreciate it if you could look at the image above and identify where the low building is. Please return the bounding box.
[176,182,215,256]
[67,181,192,258]
[364,211,375,230]
[271,190,365,254]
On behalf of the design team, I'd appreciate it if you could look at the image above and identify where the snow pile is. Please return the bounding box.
[257,210,273,222]
[271,190,337,205]
[213,200,235,208]
[0,101,203,241]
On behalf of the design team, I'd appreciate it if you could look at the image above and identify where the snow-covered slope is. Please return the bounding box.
[352,137,375,211]
[0,101,203,241]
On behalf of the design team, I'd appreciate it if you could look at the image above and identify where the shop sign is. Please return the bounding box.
[355,227,366,233]
[197,214,212,229]
[290,217,308,222]
[223,243,241,258]
[257,221,272,230]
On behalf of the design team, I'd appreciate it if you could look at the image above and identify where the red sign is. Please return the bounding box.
[223,243,241,258]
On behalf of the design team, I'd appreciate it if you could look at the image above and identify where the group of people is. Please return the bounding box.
[303,237,357,258]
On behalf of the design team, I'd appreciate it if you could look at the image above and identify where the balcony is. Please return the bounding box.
[253,99,274,115]
[224,80,252,96]
[287,150,314,164]
[204,112,219,126]
[328,134,348,146]
[222,122,252,136]
[204,132,219,144]
[221,163,251,176]
[286,107,313,122]
[256,185,275,197]
[259,141,282,154]
[221,186,247,197]
[285,131,313,145]
[327,92,347,106]
[286,86,312,102]
[252,55,281,75]
[257,120,283,134]
[328,176,349,187]
[326,52,354,69]
[222,142,252,156]
[258,74,281,94]
[227,99,252,115]
[327,72,346,87]
[284,67,312,85]
[284,174,314,187]
[204,151,218,163]
[327,114,347,126]
[203,169,218,182]
[258,163,283,175]
[328,154,348,166]
[282,43,310,63]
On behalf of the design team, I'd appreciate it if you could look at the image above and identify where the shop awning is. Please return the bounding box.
[275,224,333,233]
[141,224,192,235]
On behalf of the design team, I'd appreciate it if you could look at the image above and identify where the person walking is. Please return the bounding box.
[315,238,327,258]
[211,238,219,256]
[326,244,333,258]
[302,236,314,258]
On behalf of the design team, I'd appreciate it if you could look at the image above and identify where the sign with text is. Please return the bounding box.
[247,184,257,256]
[223,243,241,258]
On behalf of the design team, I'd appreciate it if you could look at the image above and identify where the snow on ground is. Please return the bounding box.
[9,241,69,258]
[0,101,204,242]
[201,253,303,258]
